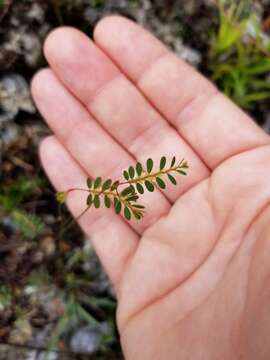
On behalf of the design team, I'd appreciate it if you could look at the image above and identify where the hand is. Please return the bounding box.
[32,16,270,360]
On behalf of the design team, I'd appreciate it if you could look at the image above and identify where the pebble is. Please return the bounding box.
[0,73,35,122]
[70,323,108,354]
[40,236,56,257]
[0,216,18,236]
[175,42,202,66]
[9,318,33,345]
[36,351,58,360]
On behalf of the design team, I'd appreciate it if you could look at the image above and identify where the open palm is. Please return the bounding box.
[32,17,270,360]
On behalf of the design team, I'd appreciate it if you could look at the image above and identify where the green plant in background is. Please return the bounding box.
[0,285,12,311]
[57,156,189,221]
[89,0,105,7]
[0,176,45,239]
[48,246,116,354]
[27,270,52,288]
[11,210,44,239]
[209,0,270,109]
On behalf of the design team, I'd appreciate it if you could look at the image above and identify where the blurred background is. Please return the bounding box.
[0,0,270,359]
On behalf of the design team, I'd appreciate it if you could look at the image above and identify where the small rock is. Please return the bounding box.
[23,32,43,67]
[28,287,65,322]
[70,324,108,354]
[0,345,10,360]
[9,318,33,345]
[25,350,38,360]
[83,7,102,25]
[0,123,19,148]
[175,42,202,66]
[24,286,38,296]
[40,236,56,257]
[1,216,18,237]
[28,323,55,348]
[37,351,58,360]
[26,3,45,23]
[32,250,45,264]
[0,73,35,122]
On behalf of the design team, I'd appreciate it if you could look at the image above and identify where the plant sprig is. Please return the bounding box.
[56,156,189,221]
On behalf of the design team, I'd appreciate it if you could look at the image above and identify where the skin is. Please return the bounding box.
[31,16,270,360]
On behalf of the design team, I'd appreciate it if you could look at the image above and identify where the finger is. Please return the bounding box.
[40,136,139,288]
[43,27,210,202]
[32,69,171,234]
[94,16,270,169]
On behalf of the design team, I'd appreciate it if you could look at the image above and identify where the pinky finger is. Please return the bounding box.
[40,135,139,291]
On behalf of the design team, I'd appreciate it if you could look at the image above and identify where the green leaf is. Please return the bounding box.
[94,177,102,189]
[171,156,176,167]
[102,179,112,191]
[146,158,154,173]
[87,194,93,206]
[124,207,131,220]
[160,156,166,170]
[136,162,143,176]
[156,177,166,189]
[177,170,187,176]
[86,178,92,189]
[111,180,120,191]
[136,183,144,194]
[121,186,134,197]
[128,166,135,179]
[145,180,154,192]
[123,171,129,181]
[104,195,111,208]
[114,198,122,214]
[94,195,100,208]
[126,195,139,202]
[167,174,177,185]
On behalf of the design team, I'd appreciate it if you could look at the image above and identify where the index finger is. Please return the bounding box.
[94,16,270,169]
